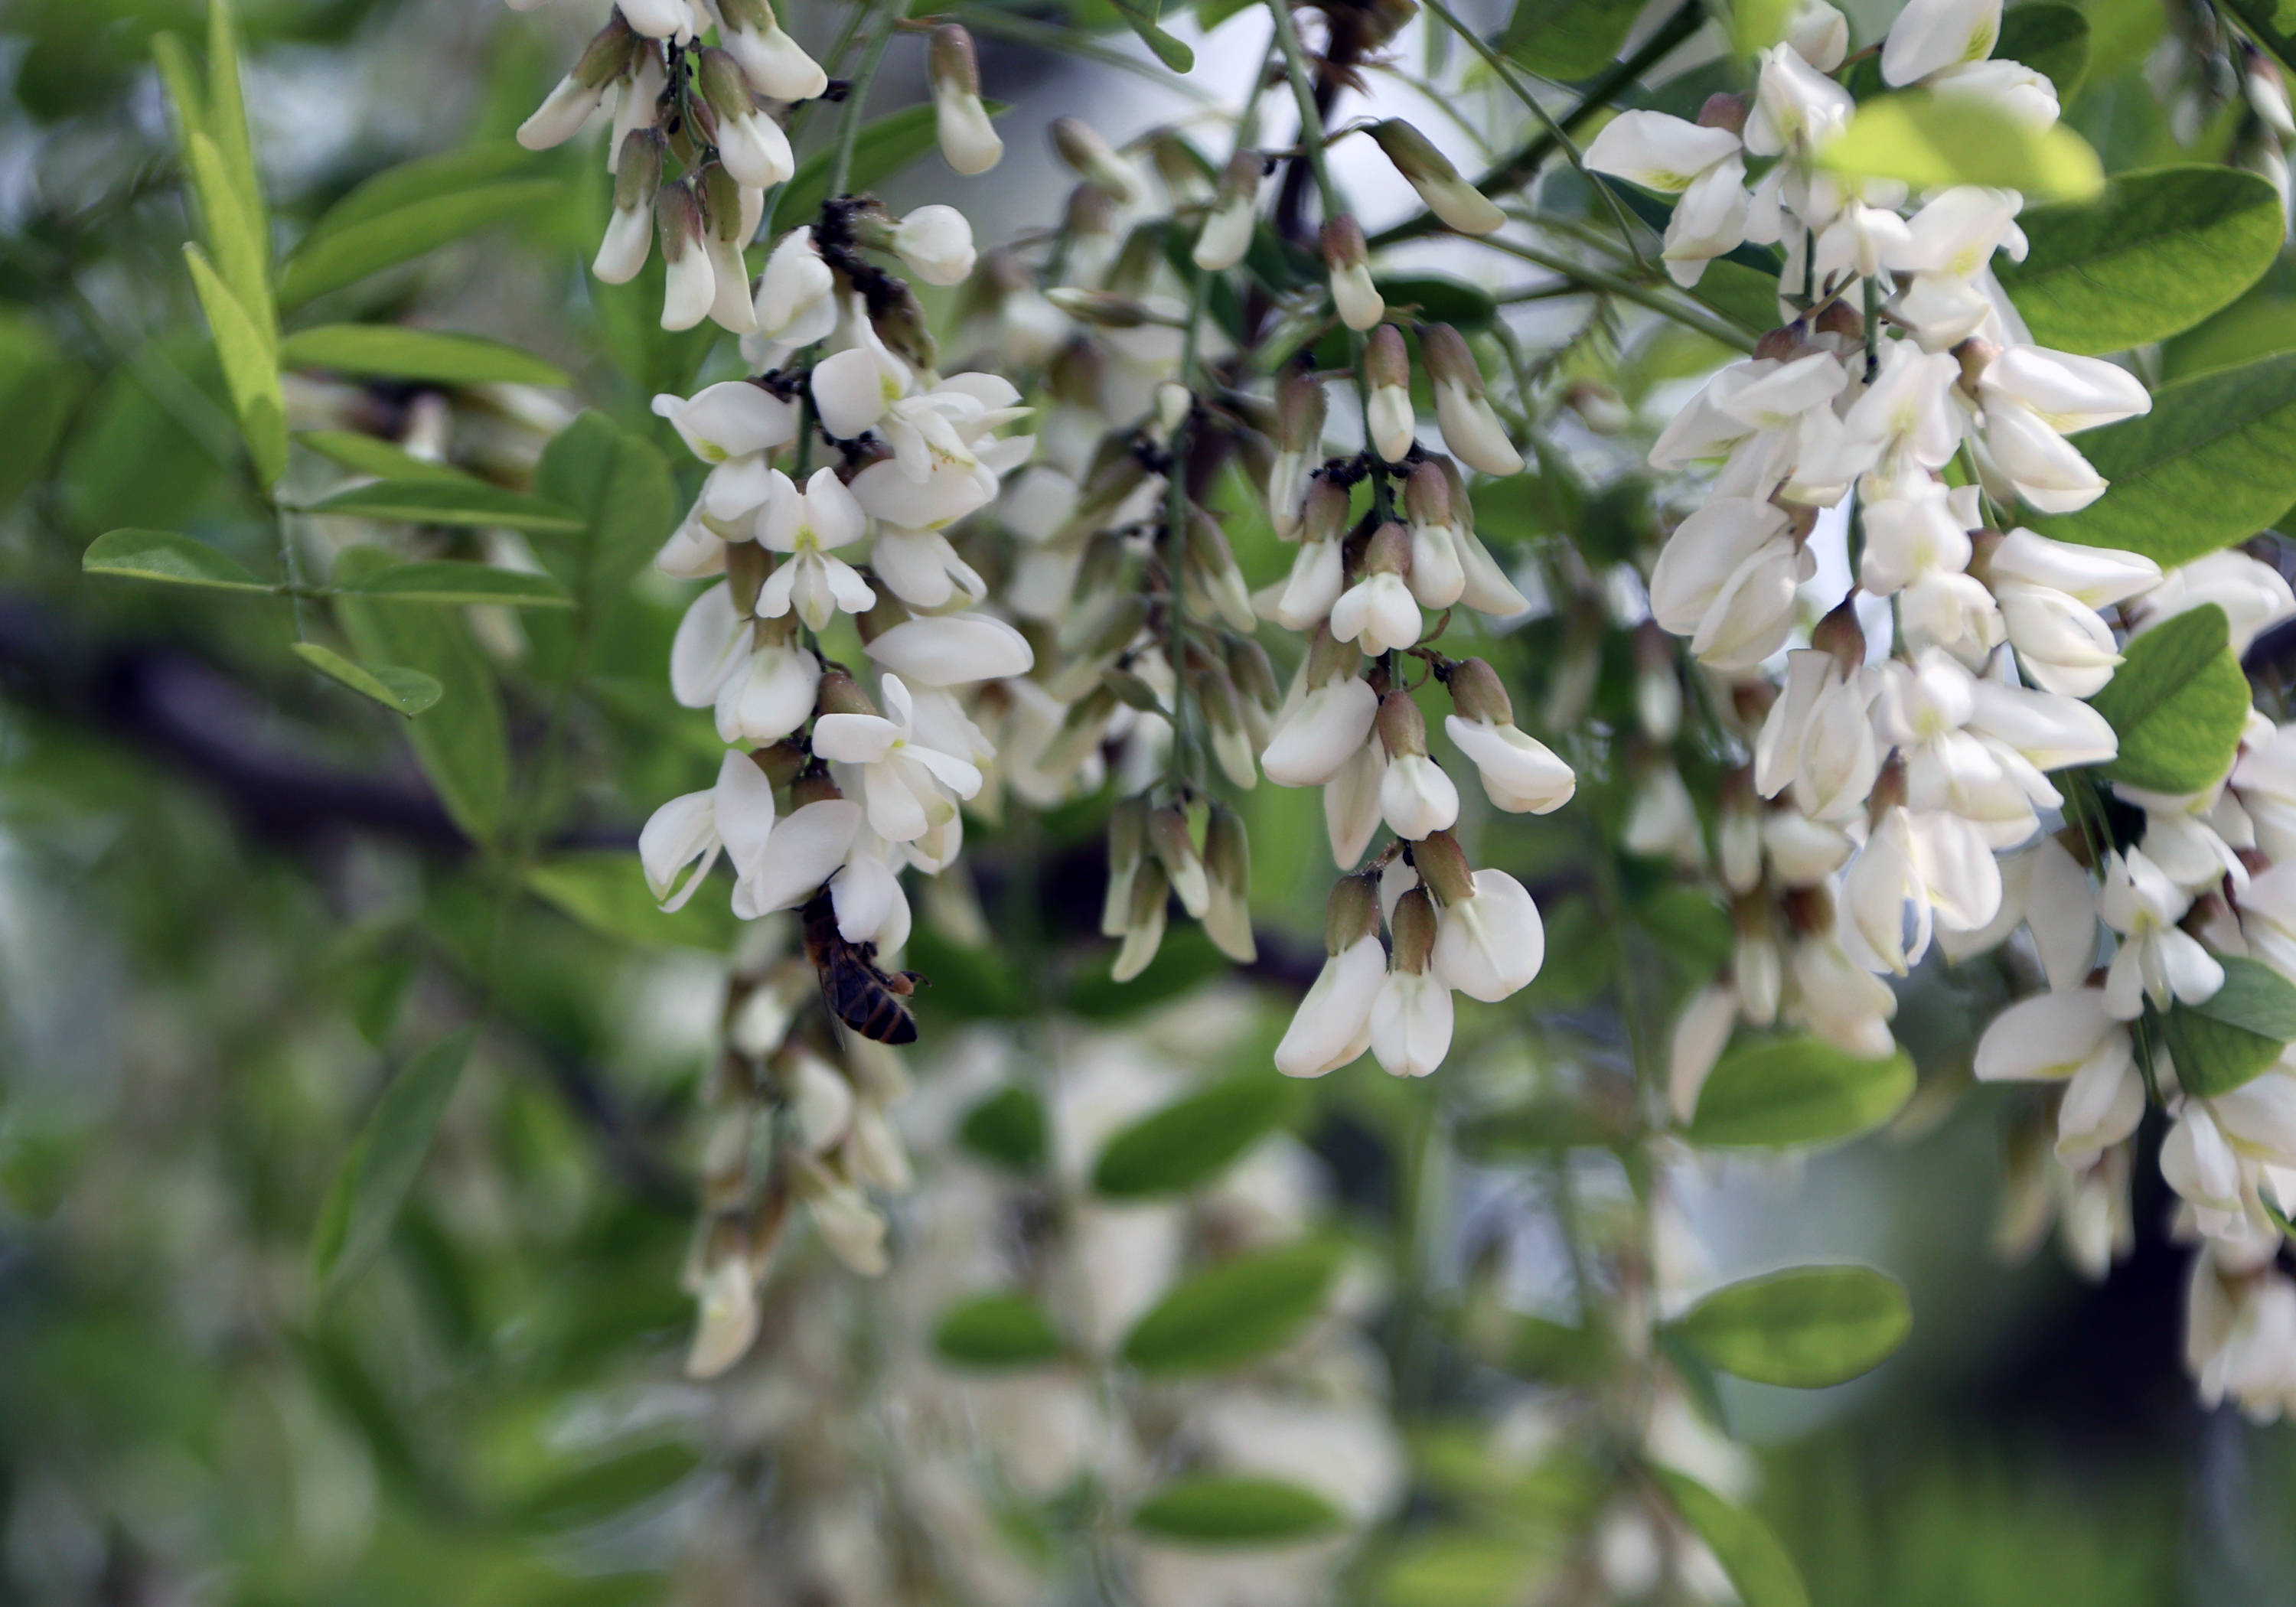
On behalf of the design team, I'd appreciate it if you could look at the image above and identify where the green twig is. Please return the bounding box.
[1469,233,1756,352]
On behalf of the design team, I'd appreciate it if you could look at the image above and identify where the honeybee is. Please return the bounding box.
[800,890,923,1045]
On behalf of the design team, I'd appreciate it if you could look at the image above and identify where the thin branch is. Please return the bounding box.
[1467,233,1757,352]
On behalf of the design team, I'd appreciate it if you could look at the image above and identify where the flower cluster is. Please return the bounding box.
[1613,0,2296,1418]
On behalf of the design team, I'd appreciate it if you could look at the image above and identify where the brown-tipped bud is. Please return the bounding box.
[1324,871,1382,955]
[1752,324,1805,363]
[1102,793,1149,937]
[1869,754,1908,820]
[1367,119,1504,235]
[1413,829,1476,905]
[1444,657,1514,725]
[1204,803,1254,962]
[1051,116,1140,203]
[656,179,703,261]
[1063,182,1117,240]
[575,12,642,88]
[1811,597,1865,670]
[1045,288,1161,328]
[1322,214,1384,330]
[1148,127,1213,204]
[1226,634,1280,712]
[615,128,667,212]
[743,740,801,791]
[1302,476,1352,546]
[815,668,879,719]
[1697,92,1750,135]
[1813,298,1864,343]
[1363,520,1411,578]
[789,762,843,806]
[1390,886,1439,972]
[695,47,752,121]
[1047,683,1123,774]
[1376,688,1429,757]
[1277,367,1329,455]
[1367,323,1411,391]
[929,22,983,96]
[1953,336,1999,394]
[1403,459,1452,528]
[1779,881,1836,938]
[1150,803,1210,918]
[726,538,771,618]
[1417,323,1485,397]
[1103,667,1163,712]
[1306,621,1362,686]
[854,592,913,644]
[1112,857,1171,981]
[695,160,749,245]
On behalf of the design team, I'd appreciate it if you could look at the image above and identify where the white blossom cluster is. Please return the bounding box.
[1613,0,2296,1418]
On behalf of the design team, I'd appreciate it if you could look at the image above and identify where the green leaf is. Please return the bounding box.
[1995,3,2091,96]
[308,477,585,533]
[777,102,1008,224]
[957,1085,1048,1172]
[1818,93,2104,203]
[297,429,484,484]
[0,312,83,511]
[524,853,741,952]
[516,1441,701,1531]
[1684,257,1784,338]
[83,527,269,592]
[2164,288,2296,382]
[1682,1035,1915,1149]
[333,546,511,843]
[291,642,442,717]
[185,129,272,344]
[2158,956,2296,1098]
[1670,1266,1912,1387]
[1649,1468,1808,1607]
[531,411,680,602]
[1996,167,2282,355]
[279,180,563,308]
[344,561,573,608]
[2086,604,2250,794]
[204,0,264,265]
[1502,0,1641,79]
[1132,1476,1343,1545]
[311,1031,476,1305]
[1374,275,1500,331]
[2033,354,2296,566]
[1091,1073,1295,1198]
[1120,1242,1340,1374]
[279,324,569,388]
[1110,0,1197,71]
[307,143,540,238]
[933,1292,1067,1369]
[183,244,287,485]
[1453,1096,1629,1157]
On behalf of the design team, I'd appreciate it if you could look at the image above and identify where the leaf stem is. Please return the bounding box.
[829,1,902,204]
[1468,233,1756,352]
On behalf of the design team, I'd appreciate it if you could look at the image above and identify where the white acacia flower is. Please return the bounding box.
[1276,934,1384,1077]
[1264,675,1378,788]
[1743,41,1855,156]
[864,612,1035,686]
[1974,988,2144,1165]
[1670,983,1739,1122]
[1272,536,1345,631]
[2131,550,2296,657]
[1379,753,1458,841]
[1844,804,2003,973]
[2099,849,2225,1019]
[751,227,839,350]
[892,204,977,285]
[1583,112,1749,286]
[1325,740,1388,869]
[871,526,987,609]
[2189,1260,2296,1423]
[1444,713,1575,814]
[710,0,828,101]
[1789,930,1900,1057]
[1647,498,1812,670]
[1330,570,1422,657]
[714,637,820,744]
[1755,650,1879,823]
[655,381,801,469]
[2162,1071,2296,1240]
[670,581,752,707]
[639,748,777,911]
[811,674,983,854]
[1430,869,1545,1002]
[757,467,873,631]
[1882,0,2002,88]
[732,796,862,918]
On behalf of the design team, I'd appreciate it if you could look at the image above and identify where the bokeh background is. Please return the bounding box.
[0,0,2291,1602]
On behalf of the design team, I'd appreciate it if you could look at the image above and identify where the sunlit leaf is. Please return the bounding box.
[83,526,269,592]
[2086,604,2249,794]
[1682,1035,1914,1149]
[1670,1265,1911,1387]
[1818,93,2103,203]
[291,642,443,717]
[183,244,286,485]
[279,324,569,388]
[1132,1476,1342,1544]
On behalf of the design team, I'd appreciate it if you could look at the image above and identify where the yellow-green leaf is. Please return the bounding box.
[1683,1035,1915,1149]
[1649,1468,1807,1607]
[83,526,269,592]
[279,180,564,309]
[1818,93,2103,203]
[183,243,286,485]
[1132,1476,1343,1545]
[344,560,572,608]
[1670,1265,1911,1387]
[933,1292,1067,1369]
[291,641,443,717]
[308,477,584,533]
[279,324,569,388]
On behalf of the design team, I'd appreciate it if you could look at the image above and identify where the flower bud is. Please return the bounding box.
[1204,804,1256,962]
[1226,634,1280,715]
[1365,324,1414,464]
[1378,696,1459,839]
[596,128,664,283]
[1330,523,1420,656]
[1149,804,1209,918]
[1045,683,1123,775]
[656,181,716,332]
[814,667,879,719]
[1368,119,1504,235]
[1112,858,1170,981]
[1698,92,1751,135]
[892,204,977,286]
[1390,886,1439,973]
[1045,288,1163,328]
[518,14,639,150]
[1192,666,1259,790]
[1420,324,1522,477]
[1193,148,1264,271]
[1051,116,1143,204]
[1325,871,1382,954]
[1444,657,1513,725]
[930,24,1003,174]
[696,47,795,190]
[1377,687,1430,758]
[1302,474,1351,546]
[1185,510,1258,633]
[1102,794,1149,937]
[695,164,762,334]
[1321,214,1384,331]
[1411,829,1476,905]
[716,0,830,101]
